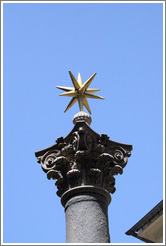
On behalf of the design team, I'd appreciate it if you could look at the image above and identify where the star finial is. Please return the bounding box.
[57,71,104,114]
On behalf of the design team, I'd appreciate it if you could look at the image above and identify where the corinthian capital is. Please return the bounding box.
[35,112,132,199]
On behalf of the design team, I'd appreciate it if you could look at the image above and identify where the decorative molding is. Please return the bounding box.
[35,121,132,198]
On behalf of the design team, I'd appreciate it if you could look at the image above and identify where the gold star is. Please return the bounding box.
[57,71,104,114]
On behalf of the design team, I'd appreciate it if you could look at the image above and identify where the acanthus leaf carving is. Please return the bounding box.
[52,156,69,172]
[87,168,102,186]
[35,121,132,197]
[96,153,114,171]
[109,165,123,176]
[47,170,63,180]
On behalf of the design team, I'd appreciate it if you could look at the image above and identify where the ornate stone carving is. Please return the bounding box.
[35,120,132,197]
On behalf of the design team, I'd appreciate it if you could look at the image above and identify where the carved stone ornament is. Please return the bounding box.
[35,116,132,198]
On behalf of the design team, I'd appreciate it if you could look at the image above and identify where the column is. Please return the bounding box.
[35,112,132,243]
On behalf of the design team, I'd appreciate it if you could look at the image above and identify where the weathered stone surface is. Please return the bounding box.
[64,192,110,243]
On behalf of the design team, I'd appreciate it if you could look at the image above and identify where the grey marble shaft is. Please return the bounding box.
[64,192,110,243]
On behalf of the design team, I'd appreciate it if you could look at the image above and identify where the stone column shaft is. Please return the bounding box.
[61,186,111,243]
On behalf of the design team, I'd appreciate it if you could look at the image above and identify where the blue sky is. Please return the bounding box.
[2,2,163,244]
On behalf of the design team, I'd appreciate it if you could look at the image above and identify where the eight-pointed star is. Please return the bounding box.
[57,71,104,114]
